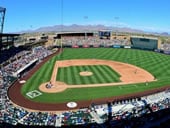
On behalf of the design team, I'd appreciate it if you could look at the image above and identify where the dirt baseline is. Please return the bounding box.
[39,59,155,93]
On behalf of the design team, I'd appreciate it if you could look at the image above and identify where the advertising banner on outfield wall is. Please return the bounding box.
[72,45,79,48]
[93,45,99,48]
[83,45,89,48]
[163,50,170,55]
[113,45,121,48]
[124,46,131,49]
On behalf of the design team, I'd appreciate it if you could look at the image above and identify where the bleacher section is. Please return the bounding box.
[159,43,170,54]
[60,36,130,48]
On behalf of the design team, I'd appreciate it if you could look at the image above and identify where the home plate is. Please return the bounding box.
[67,102,77,108]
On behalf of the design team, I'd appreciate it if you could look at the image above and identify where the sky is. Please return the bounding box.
[0,0,170,33]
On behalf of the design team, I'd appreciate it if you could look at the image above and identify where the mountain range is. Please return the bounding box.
[19,24,169,36]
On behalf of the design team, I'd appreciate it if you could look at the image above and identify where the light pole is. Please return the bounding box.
[61,0,63,53]
[114,16,119,36]
[84,16,88,39]
[0,7,6,33]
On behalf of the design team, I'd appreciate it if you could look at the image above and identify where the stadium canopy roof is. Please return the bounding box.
[55,31,95,39]
[55,31,96,35]
[0,33,20,37]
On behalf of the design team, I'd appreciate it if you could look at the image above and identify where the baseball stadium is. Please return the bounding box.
[1,7,170,128]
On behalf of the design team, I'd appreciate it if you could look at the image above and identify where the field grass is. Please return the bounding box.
[56,65,121,85]
[21,48,170,103]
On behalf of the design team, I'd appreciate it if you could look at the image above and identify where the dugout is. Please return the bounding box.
[130,36,158,50]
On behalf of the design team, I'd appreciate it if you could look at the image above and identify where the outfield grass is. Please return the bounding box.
[21,48,170,103]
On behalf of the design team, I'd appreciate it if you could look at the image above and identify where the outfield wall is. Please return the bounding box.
[57,44,131,48]
[131,37,158,50]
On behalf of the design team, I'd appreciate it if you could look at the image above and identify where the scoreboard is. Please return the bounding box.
[99,30,111,39]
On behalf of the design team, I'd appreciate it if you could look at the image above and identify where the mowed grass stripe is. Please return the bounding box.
[23,62,49,92]
[87,66,104,83]
[57,65,121,85]
[22,57,57,94]
[57,68,65,82]
[95,65,114,83]
[86,66,97,84]
[87,66,100,84]
[100,65,118,82]
[77,66,88,84]
[91,65,107,83]
[79,66,92,84]
[72,66,83,84]
[69,66,75,84]
[56,68,61,80]
[66,67,73,84]
[102,65,121,82]
[60,67,71,84]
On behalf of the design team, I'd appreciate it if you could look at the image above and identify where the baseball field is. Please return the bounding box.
[19,48,170,105]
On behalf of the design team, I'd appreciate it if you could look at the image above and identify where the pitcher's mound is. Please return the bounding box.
[79,71,93,76]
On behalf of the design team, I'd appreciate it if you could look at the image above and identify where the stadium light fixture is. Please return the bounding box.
[0,7,6,33]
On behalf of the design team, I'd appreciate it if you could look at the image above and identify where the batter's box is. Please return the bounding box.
[26,90,42,99]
